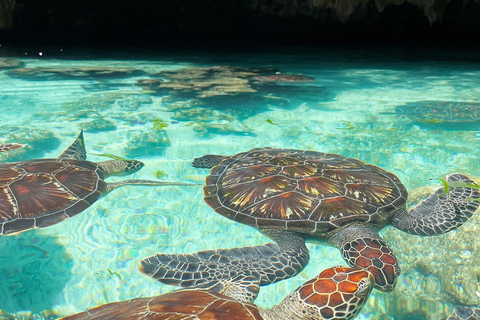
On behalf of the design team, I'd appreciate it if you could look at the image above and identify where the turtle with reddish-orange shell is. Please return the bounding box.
[0,130,196,236]
[60,266,374,320]
[141,148,479,293]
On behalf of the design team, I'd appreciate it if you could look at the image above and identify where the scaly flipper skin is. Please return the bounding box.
[392,173,480,235]
[140,229,309,290]
[191,154,228,168]
[0,143,25,153]
[330,225,400,292]
[58,130,87,160]
[59,266,374,320]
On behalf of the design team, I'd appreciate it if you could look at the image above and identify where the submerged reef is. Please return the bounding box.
[163,98,262,137]
[364,178,480,319]
[395,100,480,130]
[0,233,73,315]
[442,306,480,320]
[136,66,323,102]
[82,119,117,133]
[7,67,146,80]
[0,128,60,162]
[49,92,155,126]
[136,65,273,99]
[251,74,316,82]
[0,58,22,69]
[124,129,171,158]
[136,65,333,136]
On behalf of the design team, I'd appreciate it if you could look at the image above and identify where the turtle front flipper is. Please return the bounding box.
[329,225,400,292]
[140,229,309,291]
[58,131,87,160]
[0,143,25,153]
[192,154,229,168]
[392,173,480,236]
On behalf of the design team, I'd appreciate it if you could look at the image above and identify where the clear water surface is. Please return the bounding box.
[0,46,479,320]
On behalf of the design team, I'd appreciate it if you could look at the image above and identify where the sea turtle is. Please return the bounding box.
[60,266,374,320]
[0,131,196,235]
[0,143,25,153]
[140,148,479,293]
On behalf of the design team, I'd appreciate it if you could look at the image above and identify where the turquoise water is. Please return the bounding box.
[0,46,479,320]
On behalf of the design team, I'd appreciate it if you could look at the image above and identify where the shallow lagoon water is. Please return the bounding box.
[0,46,479,320]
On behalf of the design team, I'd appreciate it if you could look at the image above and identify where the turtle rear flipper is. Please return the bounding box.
[140,229,309,290]
[393,173,480,235]
[0,143,25,153]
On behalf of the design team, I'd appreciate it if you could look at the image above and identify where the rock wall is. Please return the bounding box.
[250,0,457,24]
[1,0,479,44]
[0,0,15,29]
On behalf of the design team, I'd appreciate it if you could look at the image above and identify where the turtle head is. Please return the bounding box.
[124,160,145,174]
[275,266,374,320]
[98,160,145,177]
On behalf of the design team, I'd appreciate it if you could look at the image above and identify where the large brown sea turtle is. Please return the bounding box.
[0,131,196,235]
[140,148,479,293]
[60,266,374,320]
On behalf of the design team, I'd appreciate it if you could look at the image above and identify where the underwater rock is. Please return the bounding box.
[165,101,256,137]
[0,128,61,162]
[124,129,171,158]
[373,176,480,318]
[254,84,334,105]
[0,58,22,69]
[443,306,480,320]
[82,119,117,133]
[252,74,315,82]
[136,65,266,99]
[395,101,480,130]
[0,233,73,313]
[191,120,256,138]
[57,92,154,123]
[137,65,330,121]
[0,0,14,29]
[7,67,146,80]
[252,0,457,25]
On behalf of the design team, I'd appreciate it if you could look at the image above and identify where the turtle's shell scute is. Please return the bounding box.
[60,290,264,320]
[204,148,407,235]
[0,159,106,235]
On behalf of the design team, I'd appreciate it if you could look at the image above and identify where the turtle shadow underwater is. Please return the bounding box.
[0,231,73,314]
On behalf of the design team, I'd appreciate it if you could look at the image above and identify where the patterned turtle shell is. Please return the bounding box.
[61,290,264,320]
[0,159,107,235]
[60,266,373,320]
[204,148,407,235]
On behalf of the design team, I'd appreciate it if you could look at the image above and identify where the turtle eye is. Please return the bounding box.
[125,160,144,173]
